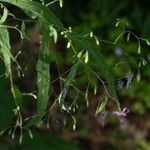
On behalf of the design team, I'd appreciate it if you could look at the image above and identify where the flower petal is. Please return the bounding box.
[112,111,122,116]
[122,107,130,114]
[100,111,108,119]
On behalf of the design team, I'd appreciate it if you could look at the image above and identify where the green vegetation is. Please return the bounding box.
[0,0,150,149]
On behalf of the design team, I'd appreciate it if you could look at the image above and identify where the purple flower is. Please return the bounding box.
[112,107,129,127]
[117,80,124,89]
[58,88,67,111]
[126,73,134,89]
[100,111,108,119]
[126,73,133,81]
[114,48,123,57]
[99,111,108,127]
[147,53,150,62]
[112,107,129,117]
[60,88,67,98]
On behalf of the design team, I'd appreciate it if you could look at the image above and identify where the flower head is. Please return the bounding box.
[126,73,133,81]
[112,107,130,117]
[117,80,124,89]
[112,107,130,128]
[126,73,134,89]
[100,110,108,119]
[114,48,123,57]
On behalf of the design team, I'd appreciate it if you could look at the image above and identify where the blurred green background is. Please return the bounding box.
[0,0,150,149]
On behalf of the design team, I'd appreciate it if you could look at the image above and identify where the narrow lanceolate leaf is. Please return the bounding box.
[67,32,118,102]
[37,23,50,118]
[65,62,79,88]
[0,8,10,76]
[0,7,8,24]
[11,85,23,106]
[25,21,51,127]
[21,21,26,39]
[0,28,11,77]
[0,26,22,109]
[0,0,62,127]
[0,0,63,30]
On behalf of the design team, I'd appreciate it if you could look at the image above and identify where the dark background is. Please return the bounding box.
[0,0,150,149]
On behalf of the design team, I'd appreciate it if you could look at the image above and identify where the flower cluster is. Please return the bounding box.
[99,107,130,128]
[112,107,130,122]
[125,73,134,89]
[113,48,134,89]
[117,72,134,90]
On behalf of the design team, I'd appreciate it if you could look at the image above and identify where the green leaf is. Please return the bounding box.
[0,27,12,77]
[65,62,79,88]
[58,62,79,111]
[0,26,23,109]
[0,0,63,127]
[67,32,119,103]
[25,21,51,127]
[0,6,8,24]
[11,85,24,107]
[0,24,24,127]
[21,21,26,39]
[36,24,50,116]
[0,0,63,30]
